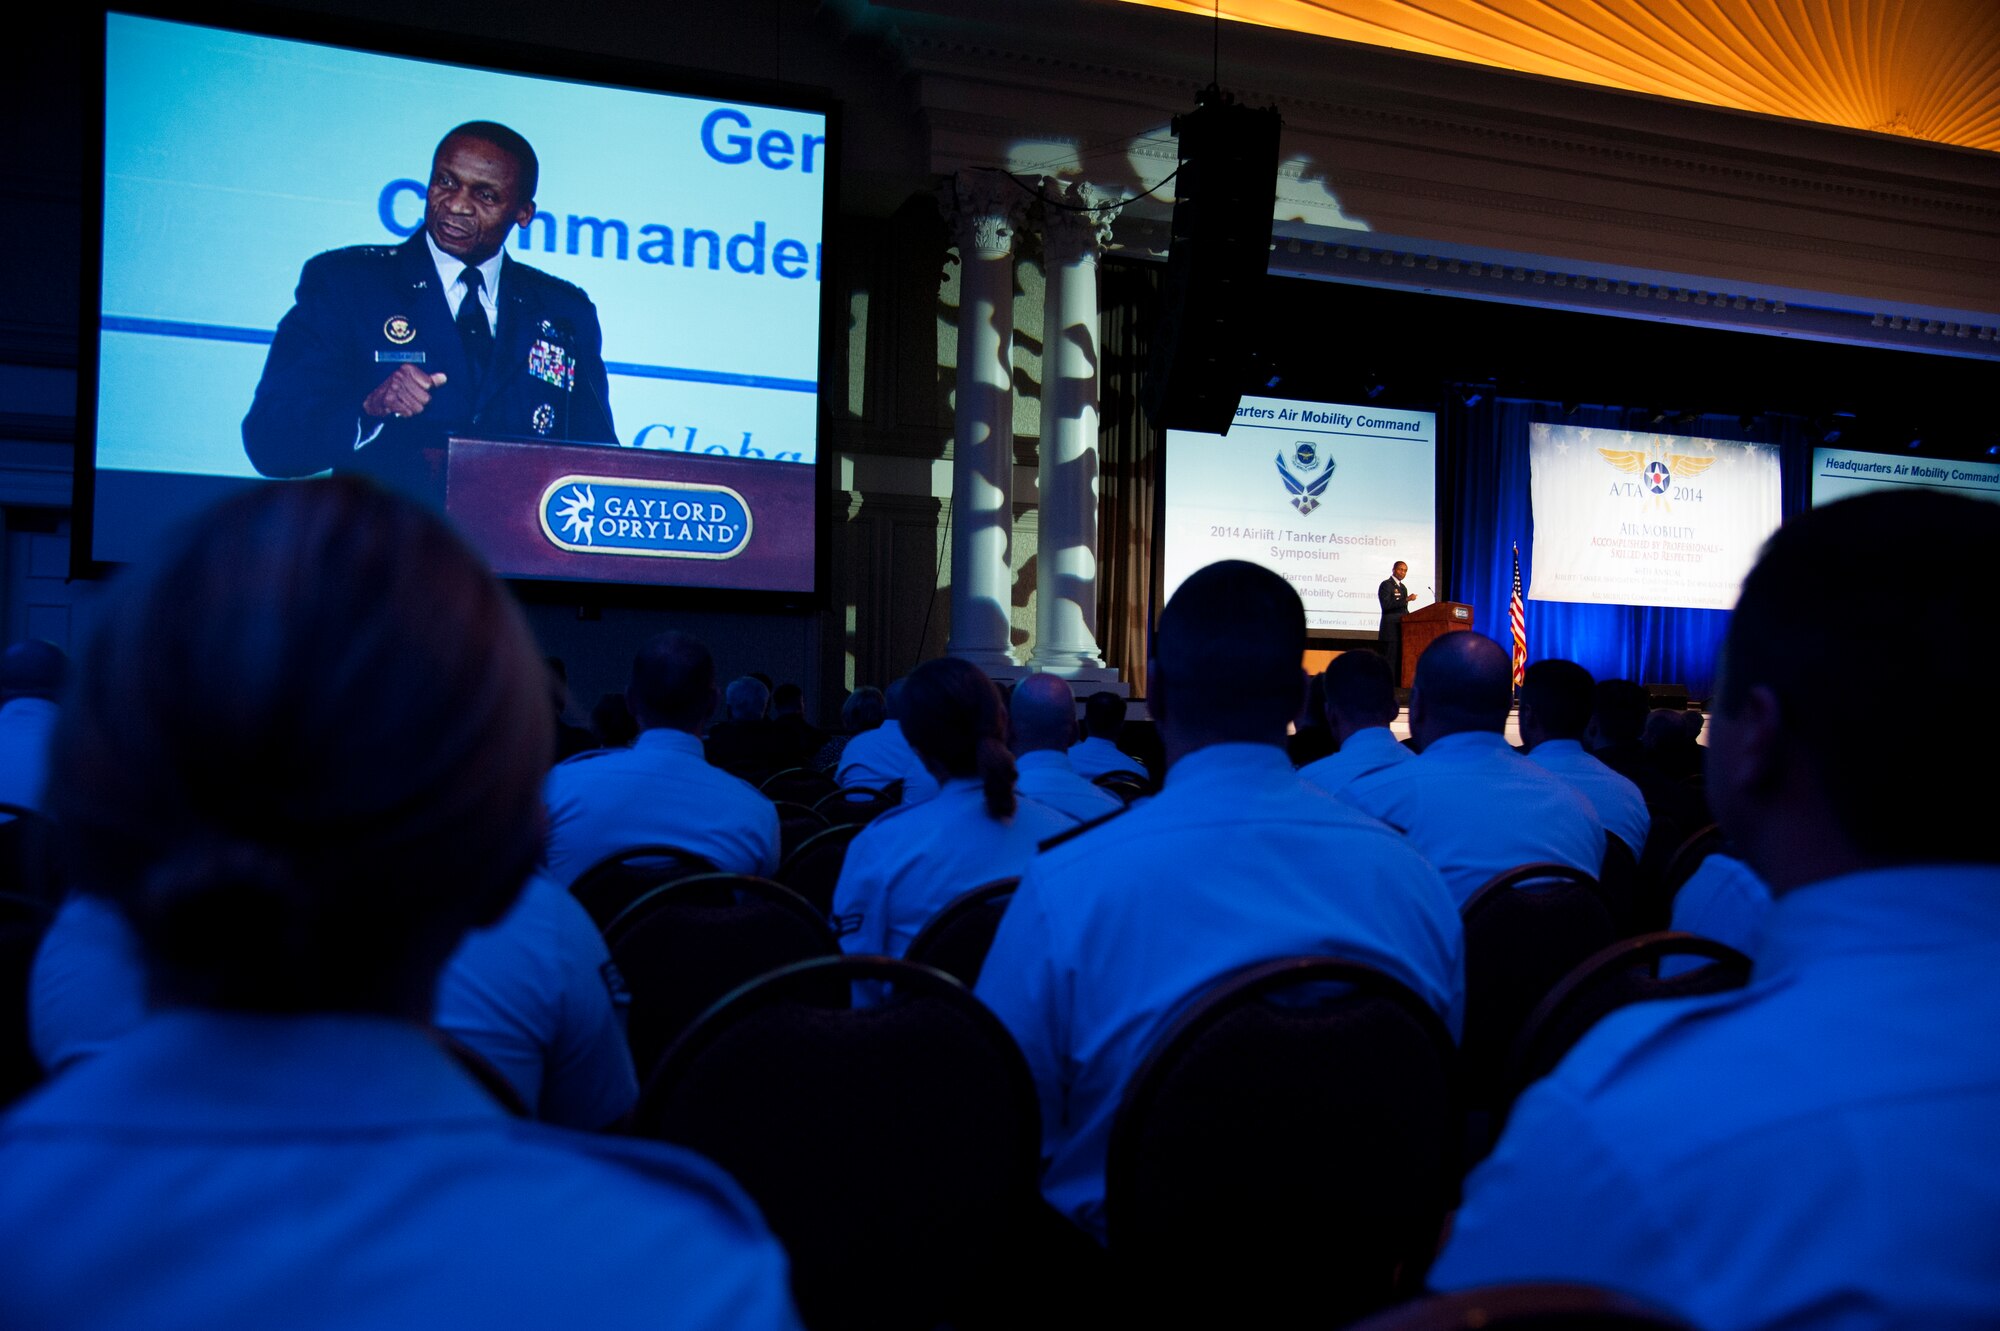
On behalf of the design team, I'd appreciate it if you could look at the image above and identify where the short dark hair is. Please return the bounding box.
[0,640,67,702]
[840,686,886,733]
[901,657,1016,818]
[1721,490,1999,863]
[46,478,548,1013]
[1592,679,1650,745]
[1321,649,1396,724]
[628,632,715,731]
[1521,659,1595,739]
[437,121,539,202]
[1155,561,1305,735]
[771,682,804,714]
[1413,632,1512,735]
[1082,690,1126,741]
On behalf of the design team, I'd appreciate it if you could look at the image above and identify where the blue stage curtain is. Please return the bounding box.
[1441,401,1813,698]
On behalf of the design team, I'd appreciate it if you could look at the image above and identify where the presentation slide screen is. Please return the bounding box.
[87,11,828,594]
[1812,447,2000,507]
[1162,397,1438,634]
[1527,423,1781,611]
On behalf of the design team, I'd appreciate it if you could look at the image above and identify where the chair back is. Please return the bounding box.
[903,877,1018,986]
[1500,931,1751,1120]
[1597,832,1642,936]
[1459,864,1618,1118]
[1106,957,1460,1328]
[635,956,1045,1331]
[761,766,838,806]
[0,890,54,1109]
[1344,1282,1698,1330]
[567,844,718,931]
[814,780,904,826]
[607,874,839,1078]
[1090,772,1148,805]
[776,821,866,918]
[771,800,831,864]
[0,804,59,903]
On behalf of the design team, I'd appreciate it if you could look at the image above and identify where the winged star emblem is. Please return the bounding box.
[1598,446,1717,512]
[555,484,596,545]
[1275,451,1336,516]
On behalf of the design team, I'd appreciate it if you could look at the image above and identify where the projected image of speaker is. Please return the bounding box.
[1144,89,1282,435]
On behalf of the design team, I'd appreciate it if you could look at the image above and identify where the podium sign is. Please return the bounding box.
[1400,602,1474,690]
[445,437,815,591]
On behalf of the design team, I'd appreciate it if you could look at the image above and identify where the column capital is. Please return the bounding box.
[939,169,1029,260]
[1038,179,1119,260]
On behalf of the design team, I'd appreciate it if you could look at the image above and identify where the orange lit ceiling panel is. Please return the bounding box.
[1119,0,2000,152]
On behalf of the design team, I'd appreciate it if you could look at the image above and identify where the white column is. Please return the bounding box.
[1030,182,1119,681]
[941,171,1026,672]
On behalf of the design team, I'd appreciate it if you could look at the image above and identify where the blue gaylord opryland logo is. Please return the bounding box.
[539,476,753,560]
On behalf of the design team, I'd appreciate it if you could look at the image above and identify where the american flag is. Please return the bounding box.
[1509,542,1527,688]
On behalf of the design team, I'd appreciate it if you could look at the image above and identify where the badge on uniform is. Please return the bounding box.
[532,403,556,435]
[527,320,576,390]
[383,315,416,345]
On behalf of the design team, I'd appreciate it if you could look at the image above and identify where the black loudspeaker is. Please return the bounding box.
[1144,90,1282,436]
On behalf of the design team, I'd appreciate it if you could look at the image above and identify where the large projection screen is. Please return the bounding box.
[86,10,829,595]
[1812,447,2000,507]
[1163,397,1438,634]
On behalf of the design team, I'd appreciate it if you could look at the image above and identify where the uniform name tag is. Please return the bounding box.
[374,350,428,364]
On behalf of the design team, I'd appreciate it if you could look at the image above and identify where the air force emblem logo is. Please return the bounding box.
[1600,444,1716,513]
[1275,443,1335,516]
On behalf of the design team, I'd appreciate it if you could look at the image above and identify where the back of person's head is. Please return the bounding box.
[1719,489,1997,866]
[841,685,886,733]
[1320,649,1397,731]
[1591,678,1650,747]
[1642,708,1685,750]
[1151,561,1306,747]
[590,692,638,748]
[0,639,68,703]
[1081,690,1126,742]
[901,657,1016,818]
[45,477,549,1015]
[627,632,717,732]
[1520,659,1595,742]
[1410,633,1512,743]
[771,682,805,717]
[1009,673,1078,755]
[724,675,771,724]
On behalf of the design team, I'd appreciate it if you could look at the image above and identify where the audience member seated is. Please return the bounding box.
[811,685,884,774]
[975,560,1463,1240]
[1587,678,1709,844]
[1285,669,1337,766]
[546,657,598,762]
[1067,690,1148,782]
[0,641,66,812]
[589,692,637,749]
[1667,852,1773,960]
[30,871,639,1131]
[0,478,801,1330]
[543,633,780,885]
[836,676,938,803]
[1342,634,1604,905]
[831,658,1072,966]
[1642,706,1705,781]
[1008,674,1123,824]
[1519,659,1651,855]
[1298,649,1413,796]
[1430,489,2000,1330]
[704,676,787,780]
[768,682,827,769]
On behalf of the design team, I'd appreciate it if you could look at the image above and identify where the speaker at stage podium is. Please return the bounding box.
[1144,89,1282,436]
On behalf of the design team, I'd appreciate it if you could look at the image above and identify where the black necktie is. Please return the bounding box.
[456,265,493,379]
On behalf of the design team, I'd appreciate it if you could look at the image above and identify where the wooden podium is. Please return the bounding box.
[1399,602,1474,689]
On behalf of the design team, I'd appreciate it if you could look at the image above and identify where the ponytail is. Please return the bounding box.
[975,734,1018,820]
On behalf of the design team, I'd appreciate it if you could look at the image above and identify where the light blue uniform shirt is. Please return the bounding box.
[1341,730,1605,905]
[31,877,638,1129]
[1669,851,1775,959]
[1527,738,1652,855]
[1013,749,1124,823]
[1066,736,1148,782]
[975,743,1464,1239]
[832,776,1075,962]
[1432,865,2000,1331]
[1297,725,1414,795]
[0,1012,803,1331]
[835,720,939,804]
[543,727,780,884]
